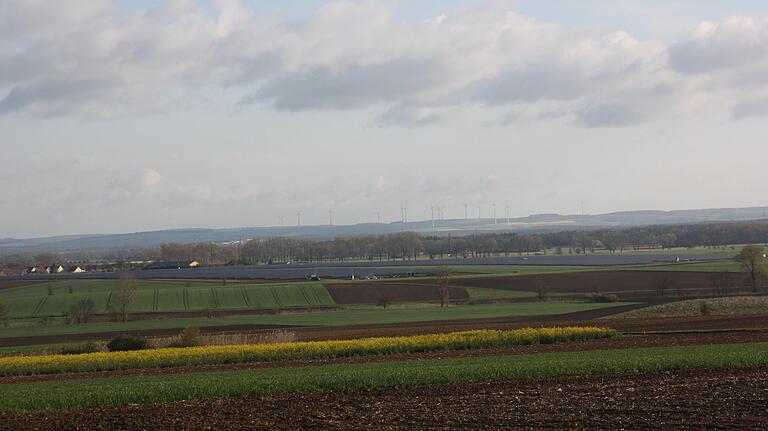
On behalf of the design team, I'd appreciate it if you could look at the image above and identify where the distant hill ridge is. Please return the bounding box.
[2,206,767,254]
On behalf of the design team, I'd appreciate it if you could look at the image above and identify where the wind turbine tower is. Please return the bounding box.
[296,211,301,227]
[430,205,436,230]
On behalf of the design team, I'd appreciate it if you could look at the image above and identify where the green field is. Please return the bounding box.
[2,342,765,412]
[0,302,631,339]
[0,280,335,319]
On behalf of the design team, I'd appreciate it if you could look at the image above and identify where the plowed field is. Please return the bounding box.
[3,367,765,430]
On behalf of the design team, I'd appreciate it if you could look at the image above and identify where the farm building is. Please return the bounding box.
[67,266,86,273]
[45,264,64,274]
[144,260,200,270]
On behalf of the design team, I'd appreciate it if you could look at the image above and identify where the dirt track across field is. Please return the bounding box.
[3,367,766,430]
[3,330,767,384]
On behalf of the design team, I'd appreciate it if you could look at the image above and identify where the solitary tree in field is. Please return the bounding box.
[535,277,549,302]
[68,298,95,324]
[735,245,767,292]
[376,296,391,309]
[655,277,673,297]
[709,272,732,295]
[0,302,8,328]
[435,267,452,308]
[114,272,138,322]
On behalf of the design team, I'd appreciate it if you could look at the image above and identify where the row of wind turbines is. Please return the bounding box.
[277,202,526,229]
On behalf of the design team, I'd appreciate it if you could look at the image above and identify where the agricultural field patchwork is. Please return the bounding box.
[0,301,631,339]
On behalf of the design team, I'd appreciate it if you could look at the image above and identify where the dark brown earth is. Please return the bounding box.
[451,270,752,295]
[3,367,766,430]
[3,330,768,384]
[0,280,45,290]
[326,282,468,304]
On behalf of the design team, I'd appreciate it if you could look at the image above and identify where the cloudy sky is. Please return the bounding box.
[2,0,768,238]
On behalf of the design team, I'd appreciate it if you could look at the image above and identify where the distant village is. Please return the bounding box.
[16,260,200,276]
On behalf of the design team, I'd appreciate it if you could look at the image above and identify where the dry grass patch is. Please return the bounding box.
[612,296,768,319]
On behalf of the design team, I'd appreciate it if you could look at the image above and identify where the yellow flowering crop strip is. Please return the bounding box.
[0,327,617,377]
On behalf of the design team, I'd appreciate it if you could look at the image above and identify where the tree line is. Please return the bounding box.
[154,221,768,264]
[2,220,768,269]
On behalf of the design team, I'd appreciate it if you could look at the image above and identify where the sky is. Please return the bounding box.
[3,0,768,238]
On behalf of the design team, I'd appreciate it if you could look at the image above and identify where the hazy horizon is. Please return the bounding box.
[4,1,768,238]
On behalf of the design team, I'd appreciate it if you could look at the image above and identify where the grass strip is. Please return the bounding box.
[0,327,616,376]
[2,342,767,412]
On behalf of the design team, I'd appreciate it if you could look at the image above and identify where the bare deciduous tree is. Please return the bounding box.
[68,298,95,324]
[735,245,766,293]
[435,267,452,308]
[655,277,673,297]
[114,272,138,322]
[535,277,549,302]
[709,272,732,295]
[0,302,8,328]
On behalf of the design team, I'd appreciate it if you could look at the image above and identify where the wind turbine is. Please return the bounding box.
[492,201,497,225]
[430,205,436,230]
[464,203,468,220]
[296,211,302,227]
[505,205,510,226]
[328,209,333,226]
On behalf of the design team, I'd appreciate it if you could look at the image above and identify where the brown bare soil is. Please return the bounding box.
[3,367,766,430]
[452,270,750,295]
[3,330,767,385]
[0,280,45,290]
[326,282,468,304]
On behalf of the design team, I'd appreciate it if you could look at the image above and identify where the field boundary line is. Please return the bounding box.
[32,297,47,316]
[182,288,190,311]
[240,288,251,308]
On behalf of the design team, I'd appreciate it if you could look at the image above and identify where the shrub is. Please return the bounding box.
[699,301,712,316]
[61,342,100,355]
[585,293,619,303]
[107,334,150,352]
[168,327,202,348]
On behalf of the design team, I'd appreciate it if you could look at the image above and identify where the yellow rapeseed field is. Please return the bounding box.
[0,326,617,377]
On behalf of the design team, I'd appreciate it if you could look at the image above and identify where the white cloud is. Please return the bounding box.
[1,1,768,125]
[142,169,162,188]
